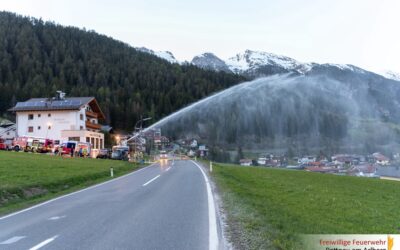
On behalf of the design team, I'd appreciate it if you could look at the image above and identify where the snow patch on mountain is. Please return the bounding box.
[226,50,301,72]
[380,70,400,81]
[136,47,178,64]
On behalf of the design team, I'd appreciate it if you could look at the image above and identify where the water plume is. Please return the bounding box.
[145,73,400,155]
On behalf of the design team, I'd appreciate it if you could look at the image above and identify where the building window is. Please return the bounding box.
[86,137,90,143]
[68,137,80,141]
[55,140,60,145]
[48,113,51,117]
[100,139,103,149]
[48,126,51,130]
[80,126,83,130]
[28,114,34,120]
[28,126,33,132]
[80,114,83,120]
[38,126,41,130]
[38,114,41,118]
[91,138,95,148]
[95,138,99,149]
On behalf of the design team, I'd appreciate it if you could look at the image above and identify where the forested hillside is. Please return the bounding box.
[0,12,246,130]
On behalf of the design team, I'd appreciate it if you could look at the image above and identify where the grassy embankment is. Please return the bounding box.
[212,163,400,249]
[0,151,141,215]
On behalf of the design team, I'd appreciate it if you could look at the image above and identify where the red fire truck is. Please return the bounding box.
[0,138,12,150]
[12,137,54,153]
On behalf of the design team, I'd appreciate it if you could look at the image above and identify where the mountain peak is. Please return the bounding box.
[191,53,231,72]
[226,50,308,76]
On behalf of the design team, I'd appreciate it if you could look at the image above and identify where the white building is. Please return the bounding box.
[9,93,105,150]
[0,121,16,140]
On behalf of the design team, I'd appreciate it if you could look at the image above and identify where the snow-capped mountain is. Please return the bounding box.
[191,50,400,81]
[136,47,178,64]
[226,50,312,75]
[137,46,399,82]
[191,53,231,72]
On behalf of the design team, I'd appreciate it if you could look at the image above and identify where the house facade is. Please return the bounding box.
[9,93,105,150]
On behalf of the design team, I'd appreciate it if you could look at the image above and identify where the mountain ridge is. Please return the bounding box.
[138,47,400,81]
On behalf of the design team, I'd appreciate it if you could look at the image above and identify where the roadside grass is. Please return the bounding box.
[0,151,141,215]
[212,163,400,249]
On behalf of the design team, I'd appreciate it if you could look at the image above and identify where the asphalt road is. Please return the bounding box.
[0,160,218,250]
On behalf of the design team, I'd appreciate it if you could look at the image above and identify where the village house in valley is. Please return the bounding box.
[9,91,105,150]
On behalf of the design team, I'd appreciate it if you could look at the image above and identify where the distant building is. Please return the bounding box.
[257,157,267,166]
[372,152,390,166]
[347,164,377,177]
[0,120,16,140]
[9,92,105,150]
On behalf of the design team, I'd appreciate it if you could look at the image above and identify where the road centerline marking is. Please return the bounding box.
[48,215,66,220]
[142,175,161,186]
[0,236,26,244]
[29,235,58,250]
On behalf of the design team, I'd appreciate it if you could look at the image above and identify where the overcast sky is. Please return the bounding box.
[1,0,399,72]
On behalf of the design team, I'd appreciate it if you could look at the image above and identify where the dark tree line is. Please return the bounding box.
[0,11,246,130]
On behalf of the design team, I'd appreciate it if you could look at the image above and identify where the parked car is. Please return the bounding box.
[97,148,111,159]
[111,146,129,160]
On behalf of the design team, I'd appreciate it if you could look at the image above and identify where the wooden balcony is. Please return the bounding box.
[86,121,101,130]
[86,110,99,118]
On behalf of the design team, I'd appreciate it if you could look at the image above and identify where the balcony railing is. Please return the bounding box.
[86,110,98,118]
[86,121,101,130]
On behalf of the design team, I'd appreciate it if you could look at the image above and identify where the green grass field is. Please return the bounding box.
[0,151,140,215]
[212,163,400,249]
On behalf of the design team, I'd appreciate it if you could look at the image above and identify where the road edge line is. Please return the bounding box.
[191,160,219,250]
[0,164,156,221]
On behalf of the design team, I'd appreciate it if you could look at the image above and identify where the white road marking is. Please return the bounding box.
[48,215,66,220]
[0,164,156,221]
[142,175,161,186]
[166,167,171,171]
[191,161,219,250]
[0,236,26,244]
[29,235,58,250]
